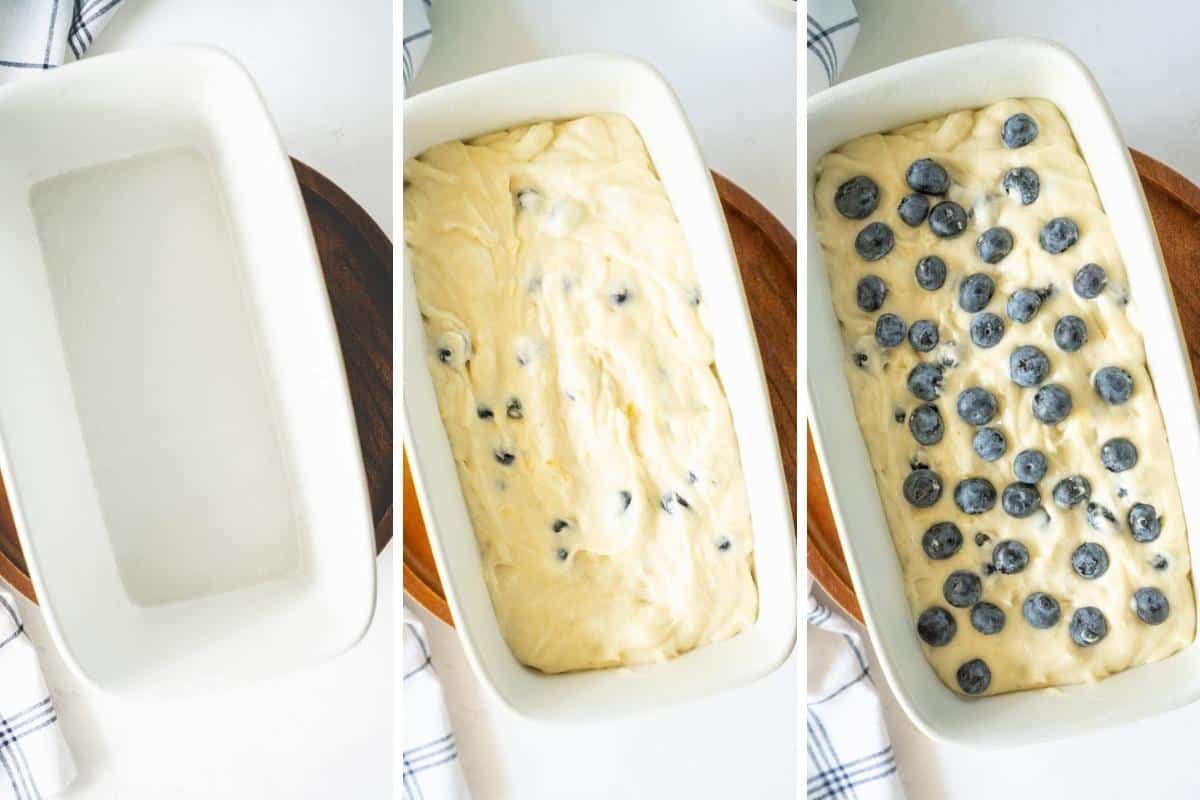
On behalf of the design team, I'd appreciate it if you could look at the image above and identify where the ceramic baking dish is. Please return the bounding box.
[403,53,797,722]
[0,47,376,696]
[808,37,1200,747]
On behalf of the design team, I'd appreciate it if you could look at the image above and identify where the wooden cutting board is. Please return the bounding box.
[809,148,1200,622]
[0,158,393,604]
[403,172,798,627]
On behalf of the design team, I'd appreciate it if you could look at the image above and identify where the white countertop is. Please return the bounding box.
[824,1,1200,797]
[10,2,393,798]
[406,1,798,798]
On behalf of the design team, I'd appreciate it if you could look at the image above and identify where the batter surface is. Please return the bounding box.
[815,98,1195,696]
[404,114,757,674]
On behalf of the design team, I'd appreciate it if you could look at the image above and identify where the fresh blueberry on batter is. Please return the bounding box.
[922,521,963,560]
[1010,346,1051,388]
[917,607,957,647]
[1100,437,1138,472]
[1001,482,1041,518]
[957,387,998,426]
[1039,217,1080,254]
[1074,263,1108,299]
[898,193,931,227]
[1053,315,1088,352]
[944,570,983,608]
[855,221,895,261]
[955,478,997,515]
[959,273,995,312]
[856,275,888,312]
[1070,607,1109,646]
[1086,501,1118,532]
[1134,587,1170,625]
[1007,288,1046,323]
[1022,592,1061,629]
[908,319,940,352]
[904,468,944,508]
[1052,475,1092,508]
[970,313,1006,348]
[506,397,524,419]
[973,427,1007,462]
[1013,449,1048,483]
[834,175,881,219]
[956,658,992,695]
[976,227,1014,264]
[1032,383,1073,424]
[1152,554,1169,571]
[494,449,516,466]
[1002,166,1040,205]
[907,363,945,401]
[971,602,1006,635]
[476,405,495,420]
[915,255,948,291]
[1129,503,1161,542]
[929,200,968,238]
[909,403,945,445]
[552,519,570,533]
[1094,366,1134,405]
[1071,542,1110,579]
[875,313,907,348]
[1002,113,1039,148]
[993,539,1030,574]
[906,158,951,195]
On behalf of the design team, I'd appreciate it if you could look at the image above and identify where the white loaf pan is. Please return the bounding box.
[0,47,377,696]
[403,54,797,722]
[808,38,1200,747]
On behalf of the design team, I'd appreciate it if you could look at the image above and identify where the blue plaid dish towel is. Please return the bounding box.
[807,0,859,95]
[404,616,471,800]
[0,0,125,84]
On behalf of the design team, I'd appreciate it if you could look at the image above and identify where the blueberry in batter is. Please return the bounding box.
[835,175,881,219]
[855,221,895,261]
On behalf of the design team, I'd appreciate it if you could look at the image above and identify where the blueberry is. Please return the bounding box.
[506,397,524,419]
[1001,482,1041,518]
[957,387,998,426]
[908,319,940,352]
[476,405,495,420]
[1013,449,1048,483]
[1129,503,1161,542]
[852,351,869,369]
[992,539,1030,574]
[1086,502,1118,532]
[903,468,943,508]
[1053,316,1088,352]
[975,531,992,547]
[1039,217,1079,254]
[1134,587,1170,625]
[943,570,983,608]
[855,276,887,312]
[1007,288,1045,323]
[1022,592,1061,629]
[1052,475,1091,508]
[875,313,907,348]
[1152,554,1169,571]
[959,273,995,312]
[954,478,997,515]
[973,427,1007,462]
[1094,367,1133,405]
[929,201,968,238]
[855,222,895,261]
[1009,346,1050,388]
[834,175,881,219]
[971,603,1006,635]
[898,193,931,226]
[915,255,948,290]
[909,403,944,446]
[1002,113,1039,148]
[1100,438,1137,472]
[916,607,957,647]
[970,313,1006,348]
[906,158,951,195]
[1068,606,1108,647]
[436,346,453,364]
[1071,542,1109,580]
[956,658,992,695]
[1074,263,1108,299]
[907,363,945,401]
[1002,167,1040,205]
[494,449,516,466]
[922,521,963,560]
[976,227,1014,264]
[1032,383,1072,424]
[552,519,570,533]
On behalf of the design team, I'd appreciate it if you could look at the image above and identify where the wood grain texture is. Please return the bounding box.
[403,171,798,628]
[0,158,393,603]
[808,148,1200,622]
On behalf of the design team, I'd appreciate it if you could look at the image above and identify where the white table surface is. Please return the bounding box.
[822,1,1200,797]
[9,2,393,798]
[406,1,798,799]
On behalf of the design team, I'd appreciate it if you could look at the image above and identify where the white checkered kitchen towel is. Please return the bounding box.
[807,0,859,95]
[0,0,125,84]
[0,593,75,800]
[402,0,432,95]
[404,616,471,800]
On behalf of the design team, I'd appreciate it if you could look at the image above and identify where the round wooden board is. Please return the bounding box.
[808,148,1200,623]
[403,172,798,628]
[0,158,394,604]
